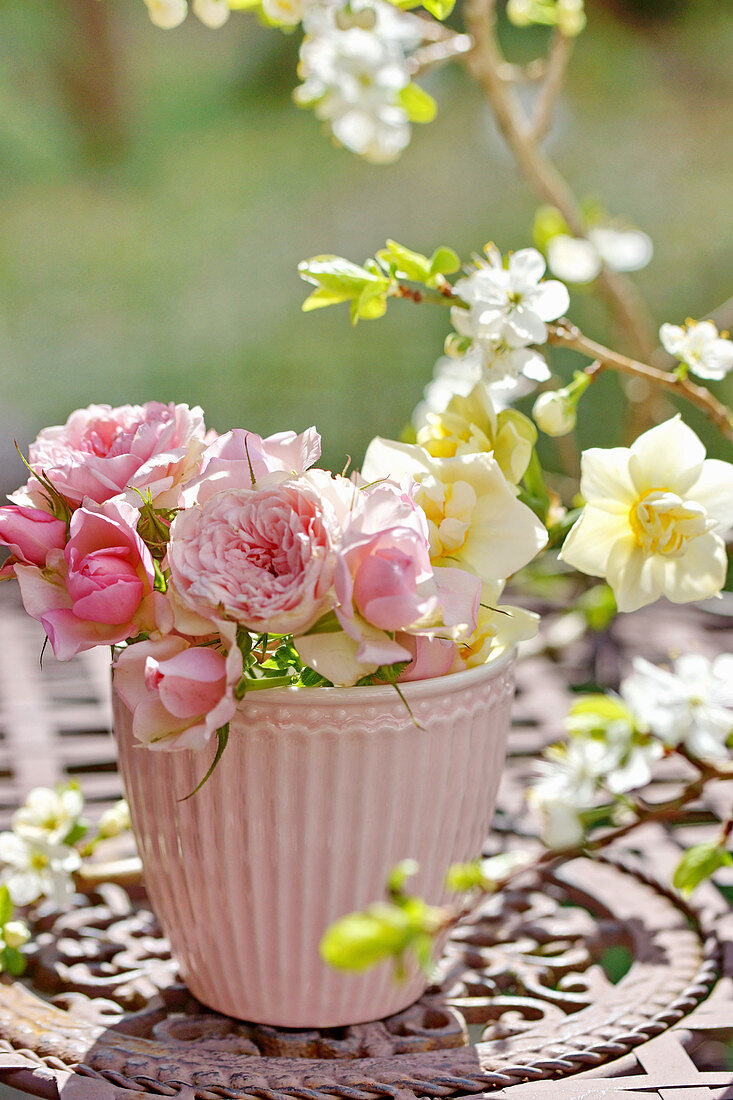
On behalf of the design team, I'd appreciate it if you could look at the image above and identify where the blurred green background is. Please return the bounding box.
[0,0,731,493]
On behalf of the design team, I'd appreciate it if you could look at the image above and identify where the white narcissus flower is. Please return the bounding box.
[416,381,537,486]
[622,654,733,761]
[0,831,81,907]
[451,247,569,381]
[361,438,548,584]
[145,0,188,27]
[660,320,733,381]
[12,786,84,845]
[560,416,733,612]
[193,0,230,26]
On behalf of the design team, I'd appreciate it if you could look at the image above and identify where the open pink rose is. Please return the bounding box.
[15,499,170,660]
[114,634,243,751]
[181,427,322,506]
[0,505,67,579]
[167,475,338,635]
[16,402,207,509]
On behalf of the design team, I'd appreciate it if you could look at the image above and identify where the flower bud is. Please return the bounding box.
[3,920,31,949]
[532,390,576,437]
[145,0,188,28]
[97,800,131,840]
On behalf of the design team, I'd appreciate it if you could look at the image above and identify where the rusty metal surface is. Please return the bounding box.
[0,585,730,1098]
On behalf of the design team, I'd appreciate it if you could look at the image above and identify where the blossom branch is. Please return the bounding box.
[408,31,474,76]
[530,27,574,142]
[548,319,733,442]
[462,0,656,360]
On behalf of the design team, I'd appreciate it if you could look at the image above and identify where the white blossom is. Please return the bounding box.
[528,739,609,849]
[560,416,733,612]
[12,786,84,846]
[532,389,576,437]
[622,654,733,761]
[547,226,653,285]
[192,0,231,27]
[97,800,131,840]
[294,0,420,164]
[144,0,188,28]
[0,831,80,908]
[2,920,31,949]
[450,247,568,384]
[660,320,733,381]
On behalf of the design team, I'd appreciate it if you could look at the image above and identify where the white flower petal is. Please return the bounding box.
[662,532,728,603]
[605,541,665,612]
[560,507,632,577]
[628,416,706,497]
[589,227,653,272]
[547,236,602,284]
[579,447,636,511]
[530,279,570,321]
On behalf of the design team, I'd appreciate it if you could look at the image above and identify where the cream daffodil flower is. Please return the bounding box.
[416,382,536,485]
[361,439,548,583]
[454,581,539,670]
[560,416,733,612]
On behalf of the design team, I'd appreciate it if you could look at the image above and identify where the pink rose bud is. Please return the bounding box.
[66,548,145,626]
[0,505,67,576]
[144,647,228,720]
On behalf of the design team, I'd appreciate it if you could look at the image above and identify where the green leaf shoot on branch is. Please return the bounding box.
[320,859,447,976]
[298,240,461,322]
[673,842,733,897]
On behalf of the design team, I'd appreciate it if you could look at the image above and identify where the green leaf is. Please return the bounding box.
[397,83,437,124]
[429,246,461,278]
[577,584,617,632]
[0,885,12,928]
[62,821,89,848]
[376,239,432,283]
[445,861,487,893]
[179,725,230,801]
[520,449,551,523]
[0,946,26,977]
[302,286,354,312]
[387,859,420,900]
[420,0,455,18]
[298,255,385,294]
[320,903,420,971]
[673,843,733,897]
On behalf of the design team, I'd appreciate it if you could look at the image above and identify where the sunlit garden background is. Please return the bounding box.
[0,0,731,488]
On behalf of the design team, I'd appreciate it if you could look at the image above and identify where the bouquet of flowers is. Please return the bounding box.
[0,393,548,757]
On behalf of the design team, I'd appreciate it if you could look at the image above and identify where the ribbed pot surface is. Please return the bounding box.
[113,655,515,1026]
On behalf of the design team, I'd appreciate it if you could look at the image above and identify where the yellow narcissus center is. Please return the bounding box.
[417,476,477,558]
[629,490,710,558]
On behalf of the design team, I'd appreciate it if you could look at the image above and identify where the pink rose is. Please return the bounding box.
[167,475,337,635]
[15,499,170,660]
[182,427,322,506]
[16,402,207,509]
[114,634,243,751]
[0,505,67,579]
[332,482,439,667]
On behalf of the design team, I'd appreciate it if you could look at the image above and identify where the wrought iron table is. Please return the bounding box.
[0,586,731,1099]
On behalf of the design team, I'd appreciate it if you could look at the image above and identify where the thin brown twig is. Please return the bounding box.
[408,32,474,76]
[530,27,574,142]
[462,0,657,361]
[548,320,733,442]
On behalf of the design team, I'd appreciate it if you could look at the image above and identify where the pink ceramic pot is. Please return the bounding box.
[113,652,515,1027]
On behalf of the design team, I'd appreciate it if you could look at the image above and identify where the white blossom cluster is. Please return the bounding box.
[0,785,131,910]
[529,653,733,849]
[660,319,733,381]
[448,247,570,389]
[294,0,423,164]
